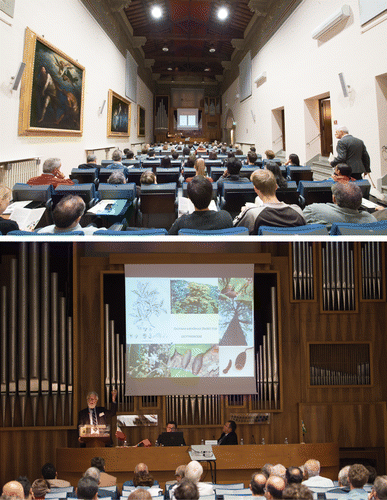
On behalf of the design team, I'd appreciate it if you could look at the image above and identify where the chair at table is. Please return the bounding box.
[219,182,256,218]
[155,167,180,184]
[122,159,141,168]
[330,221,387,235]
[239,166,256,179]
[97,183,137,226]
[98,168,125,184]
[126,168,146,186]
[12,183,54,207]
[298,180,333,208]
[208,166,225,182]
[94,228,168,235]
[276,181,300,205]
[182,182,218,200]
[287,166,313,184]
[137,183,177,229]
[257,224,328,235]
[70,168,98,185]
[177,227,249,236]
[355,179,371,199]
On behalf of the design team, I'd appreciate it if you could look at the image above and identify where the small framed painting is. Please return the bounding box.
[19,27,85,136]
[107,89,131,137]
[138,105,145,137]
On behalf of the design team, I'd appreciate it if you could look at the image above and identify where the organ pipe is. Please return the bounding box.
[41,243,50,425]
[51,272,59,425]
[60,296,67,424]
[1,286,6,426]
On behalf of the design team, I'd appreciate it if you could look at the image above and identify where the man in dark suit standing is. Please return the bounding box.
[78,389,117,445]
[330,126,371,180]
[218,420,238,445]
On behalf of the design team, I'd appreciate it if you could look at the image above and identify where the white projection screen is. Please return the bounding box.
[177,108,199,130]
[239,51,252,102]
[125,264,256,396]
[125,50,137,103]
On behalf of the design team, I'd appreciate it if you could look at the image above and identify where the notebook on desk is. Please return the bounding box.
[158,431,186,446]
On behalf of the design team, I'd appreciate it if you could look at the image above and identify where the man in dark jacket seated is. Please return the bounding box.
[218,420,238,445]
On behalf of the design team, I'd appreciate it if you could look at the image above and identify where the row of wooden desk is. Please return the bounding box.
[56,442,339,489]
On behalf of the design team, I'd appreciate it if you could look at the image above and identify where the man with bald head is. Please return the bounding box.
[2,482,24,499]
[250,473,267,497]
[265,476,286,500]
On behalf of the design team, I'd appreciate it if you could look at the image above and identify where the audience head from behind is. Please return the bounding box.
[265,475,286,500]
[250,146,256,153]
[371,476,387,500]
[332,163,353,183]
[112,150,123,162]
[183,146,191,156]
[172,150,179,160]
[52,195,86,231]
[287,154,300,166]
[173,479,199,500]
[43,157,62,174]
[221,145,227,155]
[250,472,267,496]
[261,464,273,479]
[161,156,172,168]
[235,148,243,156]
[251,169,277,199]
[348,464,369,490]
[90,457,105,472]
[247,151,258,165]
[208,150,218,160]
[332,182,362,210]
[271,464,286,481]
[227,151,236,158]
[225,158,242,176]
[265,150,276,160]
[0,184,12,215]
[126,150,135,159]
[184,461,203,485]
[31,480,50,500]
[338,465,351,487]
[286,467,303,484]
[282,483,313,500]
[77,476,98,500]
[194,158,207,177]
[86,154,97,164]
[367,466,377,485]
[265,161,287,189]
[2,482,25,499]
[107,171,126,184]
[303,459,320,478]
[127,491,152,500]
[175,465,186,483]
[132,469,154,488]
[83,467,100,485]
[140,170,156,185]
[187,176,212,210]
[147,149,155,158]
[185,158,195,169]
[16,478,32,500]
[141,146,149,155]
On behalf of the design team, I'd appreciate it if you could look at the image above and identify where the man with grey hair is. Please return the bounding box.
[78,389,117,446]
[27,158,74,187]
[346,463,369,499]
[76,476,98,500]
[302,459,334,487]
[327,465,350,493]
[78,154,102,170]
[105,150,130,178]
[271,465,286,481]
[303,182,376,230]
[331,126,371,180]
[84,468,101,484]
[371,476,387,500]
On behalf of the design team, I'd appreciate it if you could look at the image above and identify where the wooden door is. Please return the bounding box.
[319,98,333,157]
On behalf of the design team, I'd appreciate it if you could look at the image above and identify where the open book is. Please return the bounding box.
[9,207,46,231]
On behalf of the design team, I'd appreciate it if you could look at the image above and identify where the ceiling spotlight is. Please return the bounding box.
[167,65,173,71]
[151,5,162,19]
[162,46,169,52]
[209,46,216,53]
[217,6,229,21]
[204,67,211,72]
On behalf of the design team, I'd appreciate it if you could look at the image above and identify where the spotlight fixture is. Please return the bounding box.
[151,5,162,19]
[209,45,216,53]
[204,67,211,72]
[167,65,173,71]
[162,46,169,52]
[217,6,229,21]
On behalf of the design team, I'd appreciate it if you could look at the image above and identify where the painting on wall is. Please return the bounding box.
[107,90,131,137]
[19,28,85,136]
[138,105,145,137]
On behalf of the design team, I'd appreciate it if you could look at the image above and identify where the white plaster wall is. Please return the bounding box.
[222,0,387,180]
[0,0,153,176]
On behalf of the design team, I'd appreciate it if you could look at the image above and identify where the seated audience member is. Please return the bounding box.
[302,459,334,487]
[90,457,117,487]
[27,158,74,188]
[2,482,25,499]
[196,143,206,153]
[172,151,179,160]
[125,464,159,488]
[31,480,50,500]
[184,461,213,497]
[208,150,218,160]
[303,182,377,229]
[332,163,355,183]
[83,468,100,484]
[285,154,300,166]
[183,158,195,171]
[0,184,19,234]
[286,467,303,485]
[221,145,228,155]
[41,463,71,488]
[235,148,244,156]
[126,150,135,159]
[127,491,151,500]
[327,465,350,493]
[271,465,286,481]
[173,479,199,500]
[37,195,101,234]
[168,176,233,235]
[265,161,287,189]
[132,471,154,488]
[346,464,369,500]
[140,146,149,158]
[261,464,273,479]
[282,483,313,500]
[265,476,286,500]
[147,149,156,159]
[162,143,169,151]
[182,146,191,157]
[107,171,126,184]
[371,476,387,500]
[265,150,276,160]
[175,465,186,483]
[160,156,172,168]
[78,154,101,169]
[367,466,377,485]
[250,472,267,497]
[234,169,305,234]
[218,420,238,445]
[16,478,33,500]
[105,150,130,177]
[217,158,250,193]
[137,170,156,197]
[185,158,213,183]
[77,476,98,500]
[246,152,258,165]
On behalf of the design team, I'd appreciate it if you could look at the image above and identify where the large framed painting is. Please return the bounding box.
[107,89,131,137]
[138,105,145,137]
[19,28,85,136]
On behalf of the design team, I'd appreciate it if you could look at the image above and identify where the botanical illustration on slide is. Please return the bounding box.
[171,280,218,314]
[128,281,167,332]
[127,344,172,378]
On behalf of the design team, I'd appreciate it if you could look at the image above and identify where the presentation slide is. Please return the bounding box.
[124,264,256,395]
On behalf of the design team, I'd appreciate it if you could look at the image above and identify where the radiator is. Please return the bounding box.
[0,158,41,188]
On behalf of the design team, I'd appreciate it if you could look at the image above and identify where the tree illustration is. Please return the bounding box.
[129,281,167,329]
[172,281,218,314]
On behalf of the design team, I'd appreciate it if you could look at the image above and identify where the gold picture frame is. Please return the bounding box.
[138,105,145,137]
[107,89,131,137]
[19,27,85,136]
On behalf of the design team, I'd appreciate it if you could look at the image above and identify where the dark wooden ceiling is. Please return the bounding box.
[123,0,256,82]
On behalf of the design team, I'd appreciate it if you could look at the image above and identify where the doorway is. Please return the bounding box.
[319,98,333,157]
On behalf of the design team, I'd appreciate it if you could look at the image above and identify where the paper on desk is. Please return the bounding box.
[3,200,31,215]
[10,207,46,231]
[87,199,116,214]
[178,197,217,217]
